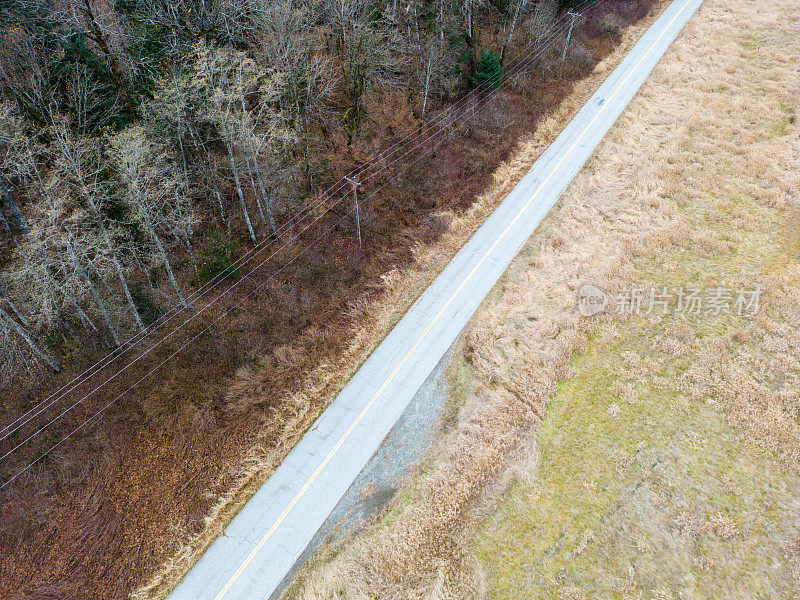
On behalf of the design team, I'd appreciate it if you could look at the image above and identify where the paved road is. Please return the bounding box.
[168,1,703,598]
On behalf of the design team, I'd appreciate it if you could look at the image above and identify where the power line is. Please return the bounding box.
[0,4,585,448]
[1,9,582,455]
[1,4,579,434]
[1,2,605,488]
[0,7,587,473]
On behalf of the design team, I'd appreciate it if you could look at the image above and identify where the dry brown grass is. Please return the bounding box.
[287,0,800,598]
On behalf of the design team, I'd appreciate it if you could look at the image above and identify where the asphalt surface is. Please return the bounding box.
[168,1,704,598]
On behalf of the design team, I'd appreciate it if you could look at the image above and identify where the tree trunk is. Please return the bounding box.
[225,139,257,244]
[245,153,268,229]
[75,302,110,348]
[464,4,478,76]
[72,161,145,331]
[1,178,29,234]
[79,264,121,346]
[5,295,28,327]
[501,0,527,63]
[0,306,60,372]
[138,258,167,303]
[74,302,99,333]
[177,125,191,186]
[112,254,144,329]
[248,154,277,234]
[0,203,10,233]
[81,0,136,118]
[187,125,230,233]
[238,96,275,234]
[146,220,187,308]
[421,55,432,120]
[213,188,230,237]
[0,285,27,327]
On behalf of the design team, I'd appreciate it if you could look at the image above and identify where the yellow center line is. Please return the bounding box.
[212,1,695,597]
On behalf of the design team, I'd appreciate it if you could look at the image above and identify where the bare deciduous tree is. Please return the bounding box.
[324,0,394,131]
[51,116,145,329]
[108,124,192,307]
[189,42,293,240]
[0,304,59,383]
[0,22,55,126]
[61,0,137,117]
[253,0,333,180]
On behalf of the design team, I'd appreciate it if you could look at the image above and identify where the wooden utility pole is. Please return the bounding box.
[345,176,363,246]
[562,11,579,62]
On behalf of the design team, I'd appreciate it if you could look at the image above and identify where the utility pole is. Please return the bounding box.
[562,10,579,62]
[344,176,363,247]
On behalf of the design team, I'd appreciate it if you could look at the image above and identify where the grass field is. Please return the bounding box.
[478,0,800,597]
[287,0,800,598]
[479,318,800,599]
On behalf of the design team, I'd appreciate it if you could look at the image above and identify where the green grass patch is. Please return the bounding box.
[476,315,799,599]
